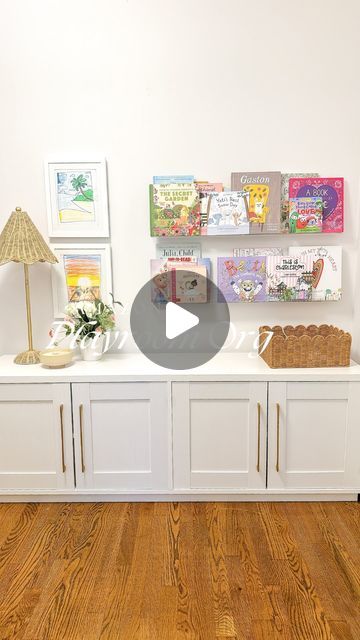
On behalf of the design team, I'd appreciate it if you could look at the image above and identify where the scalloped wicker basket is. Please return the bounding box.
[259,324,351,368]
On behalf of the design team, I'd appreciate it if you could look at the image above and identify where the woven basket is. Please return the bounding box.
[259,324,351,368]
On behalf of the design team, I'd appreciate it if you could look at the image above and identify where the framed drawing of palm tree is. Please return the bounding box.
[45,157,109,237]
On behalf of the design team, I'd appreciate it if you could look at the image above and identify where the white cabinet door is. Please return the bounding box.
[268,382,360,491]
[0,384,74,490]
[172,381,267,490]
[72,382,170,491]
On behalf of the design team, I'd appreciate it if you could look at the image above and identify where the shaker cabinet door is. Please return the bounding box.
[268,382,360,491]
[0,384,74,490]
[172,381,267,491]
[72,382,170,491]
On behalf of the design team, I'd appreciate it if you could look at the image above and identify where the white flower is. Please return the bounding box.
[64,303,78,318]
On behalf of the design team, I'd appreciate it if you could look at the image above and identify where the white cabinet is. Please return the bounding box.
[268,382,360,491]
[0,384,73,490]
[172,381,267,490]
[72,382,170,491]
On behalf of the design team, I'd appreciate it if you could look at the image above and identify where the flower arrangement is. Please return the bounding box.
[49,295,122,348]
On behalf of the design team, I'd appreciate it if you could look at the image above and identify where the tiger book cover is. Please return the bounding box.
[230,171,281,234]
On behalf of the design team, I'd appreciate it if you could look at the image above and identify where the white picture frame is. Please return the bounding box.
[45,156,109,237]
[51,243,113,318]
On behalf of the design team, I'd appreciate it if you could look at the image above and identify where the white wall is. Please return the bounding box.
[0,0,359,356]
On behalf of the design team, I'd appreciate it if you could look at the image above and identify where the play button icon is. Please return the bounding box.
[130,270,230,370]
[166,302,199,340]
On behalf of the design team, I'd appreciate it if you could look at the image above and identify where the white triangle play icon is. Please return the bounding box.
[166,302,199,340]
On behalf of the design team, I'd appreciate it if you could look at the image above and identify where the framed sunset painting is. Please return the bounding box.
[45,157,109,237]
[51,244,113,317]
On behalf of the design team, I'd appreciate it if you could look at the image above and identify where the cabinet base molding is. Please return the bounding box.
[0,491,357,503]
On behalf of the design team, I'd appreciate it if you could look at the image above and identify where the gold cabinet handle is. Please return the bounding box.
[59,404,66,473]
[79,404,85,473]
[276,403,280,472]
[256,402,261,472]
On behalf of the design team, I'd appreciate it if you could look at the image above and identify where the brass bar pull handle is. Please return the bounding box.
[59,404,66,473]
[276,403,280,472]
[256,402,261,472]
[79,404,85,473]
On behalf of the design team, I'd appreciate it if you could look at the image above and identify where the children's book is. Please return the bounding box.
[280,173,318,232]
[195,182,223,234]
[156,243,202,259]
[289,177,344,233]
[150,257,210,303]
[231,172,281,234]
[172,265,208,303]
[288,197,323,233]
[149,182,200,237]
[266,255,313,301]
[206,191,250,235]
[289,246,342,301]
[233,247,284,257]
[217,256,267,302]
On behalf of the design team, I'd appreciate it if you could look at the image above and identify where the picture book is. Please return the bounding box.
[289,246,342,301]
[150,257,210,304]
[149,182,200,237]
[266,255,314,302]
[172,265,208,303]
[288,197,323,233]
[206,191,250,235]
[233,247,284,257]
[289,177,344,233]
[195,182,223,234]
[231,172,281,234]
[156,243,202,259]
[217,256,267,302]
[281,173,318,232]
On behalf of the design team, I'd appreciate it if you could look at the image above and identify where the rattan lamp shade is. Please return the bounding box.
[0,207,57,265]
[0,207,58,365]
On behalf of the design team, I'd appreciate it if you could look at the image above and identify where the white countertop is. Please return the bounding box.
[0,352,360,383]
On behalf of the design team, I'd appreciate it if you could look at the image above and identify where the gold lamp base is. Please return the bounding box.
[14,349,41,365]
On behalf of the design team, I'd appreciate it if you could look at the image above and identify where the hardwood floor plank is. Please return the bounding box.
[206,504,236,638]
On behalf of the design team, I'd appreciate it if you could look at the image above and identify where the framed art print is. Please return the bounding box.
[45,157,109,237]
[51,244,113,317]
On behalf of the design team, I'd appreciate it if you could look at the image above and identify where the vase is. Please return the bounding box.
[79,334,106,361]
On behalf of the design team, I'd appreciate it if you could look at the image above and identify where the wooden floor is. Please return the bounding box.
[0,503,359,639]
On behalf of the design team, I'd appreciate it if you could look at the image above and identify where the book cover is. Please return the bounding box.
[288,197,323,233]
[150,257,210,303]
[289,246,342,301]
[289,177,344,233]
[281,173,318,232]
[266,255,313,301]
[149,182,200,237]
[231,171,281,234]
[217,256,267,302]
[171,264,208,303]
[195,182,223,235]
[206,191,250,235]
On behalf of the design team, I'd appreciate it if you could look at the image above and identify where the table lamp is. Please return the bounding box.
[0,207,58,365]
